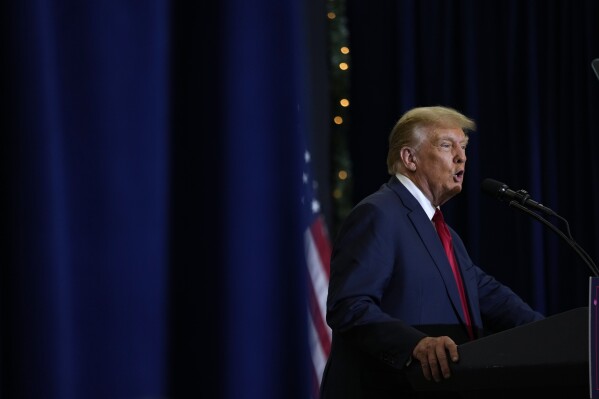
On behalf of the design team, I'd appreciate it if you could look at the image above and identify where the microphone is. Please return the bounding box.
[480,178,556,216]
[481,178,599,276]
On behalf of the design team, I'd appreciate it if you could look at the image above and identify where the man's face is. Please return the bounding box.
[412,127,468,207]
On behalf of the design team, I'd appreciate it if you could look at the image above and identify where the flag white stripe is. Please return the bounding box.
[308,309,328,384]
[305,228,331,340]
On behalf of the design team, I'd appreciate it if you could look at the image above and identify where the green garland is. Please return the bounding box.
[327,0,353,236]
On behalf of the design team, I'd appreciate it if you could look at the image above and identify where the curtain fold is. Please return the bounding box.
[2,2,169,398]
[1,0,326,398]
[4,0,595,397]
[346,0,599,315]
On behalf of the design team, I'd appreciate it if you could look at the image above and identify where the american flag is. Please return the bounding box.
[301,149,332,398]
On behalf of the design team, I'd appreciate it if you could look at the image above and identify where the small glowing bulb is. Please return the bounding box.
[340,47,350,54]
[339,62,349,70]
[333,116,343,125]
[333,189,342,199]
[340,98,349,107]
[327,12,336,20]
[338,170,348,180]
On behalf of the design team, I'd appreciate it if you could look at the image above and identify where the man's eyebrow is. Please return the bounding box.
[437,135,469,144]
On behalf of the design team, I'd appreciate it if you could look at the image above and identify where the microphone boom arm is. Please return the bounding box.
[508,200,599,277]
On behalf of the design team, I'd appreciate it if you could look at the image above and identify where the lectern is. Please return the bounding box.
[406,307,589,398]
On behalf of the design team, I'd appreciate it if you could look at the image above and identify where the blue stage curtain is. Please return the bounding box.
[346,0,599,316]
[1,1,171,398]
[1,0,325,398]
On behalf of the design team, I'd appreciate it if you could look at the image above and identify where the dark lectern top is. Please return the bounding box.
[406,307,588,398]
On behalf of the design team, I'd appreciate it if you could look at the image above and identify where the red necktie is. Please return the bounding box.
[432,208,474,340]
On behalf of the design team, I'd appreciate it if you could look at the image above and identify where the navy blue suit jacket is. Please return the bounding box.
[320,177,544,399]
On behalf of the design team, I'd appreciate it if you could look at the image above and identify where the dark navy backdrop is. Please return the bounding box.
[1,0,327,398]
[1,0,598,398]
[346,0,599,317]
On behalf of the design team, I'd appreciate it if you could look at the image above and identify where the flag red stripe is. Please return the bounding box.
[305,207,332,393]
[310,215,332,278]
[308,271,331,356]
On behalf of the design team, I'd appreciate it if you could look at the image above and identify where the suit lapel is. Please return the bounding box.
[387,177,471,327]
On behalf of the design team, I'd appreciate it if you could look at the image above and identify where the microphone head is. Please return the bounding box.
[480,178,508,198]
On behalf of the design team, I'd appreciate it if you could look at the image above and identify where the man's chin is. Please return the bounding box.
[443,186,462,202]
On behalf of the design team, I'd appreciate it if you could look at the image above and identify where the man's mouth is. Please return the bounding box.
[453,170,464,182]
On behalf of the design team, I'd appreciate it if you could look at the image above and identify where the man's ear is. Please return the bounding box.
[400,147,417,172]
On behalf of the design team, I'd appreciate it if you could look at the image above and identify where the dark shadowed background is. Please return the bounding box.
[1,0,598,398]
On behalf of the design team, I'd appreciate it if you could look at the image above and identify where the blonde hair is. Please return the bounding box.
[386,106,476,175]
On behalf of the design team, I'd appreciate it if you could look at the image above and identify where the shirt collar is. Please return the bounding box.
[395,173,437,220]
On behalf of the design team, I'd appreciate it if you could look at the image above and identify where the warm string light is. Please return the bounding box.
[327,0,353,234]
[332,25,350,176]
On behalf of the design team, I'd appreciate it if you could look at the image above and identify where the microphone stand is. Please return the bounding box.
[508,200,599,277]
